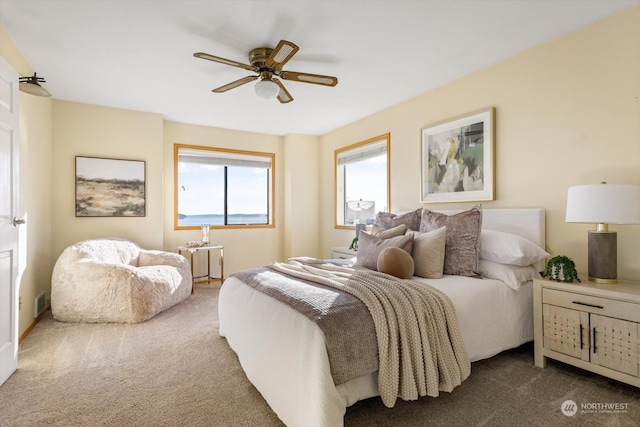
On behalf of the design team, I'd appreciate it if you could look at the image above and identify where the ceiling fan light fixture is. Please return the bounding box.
[195,39,337,103]
[254,79,279,99]
[19,82,51,97]
[19,73,51,97]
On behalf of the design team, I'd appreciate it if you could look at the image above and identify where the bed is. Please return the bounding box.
[219,208,546,427]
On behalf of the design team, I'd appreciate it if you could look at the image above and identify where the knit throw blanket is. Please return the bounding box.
[268,257,471,407]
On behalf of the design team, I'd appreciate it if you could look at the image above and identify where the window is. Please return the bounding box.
[335,134,390,228]
[174,144,275,229]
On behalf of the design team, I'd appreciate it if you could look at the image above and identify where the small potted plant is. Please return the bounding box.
[544,255,581,283]
[349,237,358,251]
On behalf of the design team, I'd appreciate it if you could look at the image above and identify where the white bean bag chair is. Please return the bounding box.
[51,238,193,323]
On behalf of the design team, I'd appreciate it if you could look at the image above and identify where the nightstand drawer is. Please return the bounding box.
[543,288,640,322]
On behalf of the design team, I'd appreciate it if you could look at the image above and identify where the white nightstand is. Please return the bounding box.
[533,276,640,387]
[331,246,357,259]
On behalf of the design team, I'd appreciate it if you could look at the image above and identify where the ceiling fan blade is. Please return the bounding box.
[279,71,338,87]
[273,78,293,104]
[266,40,299,70]
[194,52,256,72]
[212,75,258,93]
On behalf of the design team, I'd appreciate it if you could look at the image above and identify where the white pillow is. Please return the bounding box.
[480,230,549,267]
[479,259,540,291]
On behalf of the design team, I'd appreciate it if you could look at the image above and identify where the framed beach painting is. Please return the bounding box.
[420,107,495,203]
[75,156,146,217]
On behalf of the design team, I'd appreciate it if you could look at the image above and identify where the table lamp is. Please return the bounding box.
[565,183,640,283]
[347,200,374,238]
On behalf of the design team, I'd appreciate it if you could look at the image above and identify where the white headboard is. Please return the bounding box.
[435,208,546,249]
[434,208,546,271]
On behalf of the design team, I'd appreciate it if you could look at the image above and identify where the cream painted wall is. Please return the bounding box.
[52,101,164,259]
[283,134,321,258]
[3,6,639,339]
[162,121,286,275]
[1,27,54,337]
[17,94,53,336]
[320,6,640,280]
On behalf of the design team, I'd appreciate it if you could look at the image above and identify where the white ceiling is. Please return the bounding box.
[1,0,637,136]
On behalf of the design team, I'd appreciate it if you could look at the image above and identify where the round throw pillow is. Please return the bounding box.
[377,246,414,279]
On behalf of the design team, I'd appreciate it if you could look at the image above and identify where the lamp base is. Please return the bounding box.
[355,223,367,239]
[588,230,617,284]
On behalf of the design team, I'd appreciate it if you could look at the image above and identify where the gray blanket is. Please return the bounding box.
[231,266,378,385]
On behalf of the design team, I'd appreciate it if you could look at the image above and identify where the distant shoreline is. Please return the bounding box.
[178,213,268,226]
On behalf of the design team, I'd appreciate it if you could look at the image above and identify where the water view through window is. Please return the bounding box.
[175,145,273,228]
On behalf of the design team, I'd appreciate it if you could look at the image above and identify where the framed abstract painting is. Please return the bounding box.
[421,107,495,203]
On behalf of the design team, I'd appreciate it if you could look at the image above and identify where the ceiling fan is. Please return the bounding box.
[194,39,338,103]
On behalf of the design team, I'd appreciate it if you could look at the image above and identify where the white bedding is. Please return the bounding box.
[219,275,533,427]
[218,208,544,427]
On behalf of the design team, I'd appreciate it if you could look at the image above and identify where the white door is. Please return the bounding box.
[0,55,20,386]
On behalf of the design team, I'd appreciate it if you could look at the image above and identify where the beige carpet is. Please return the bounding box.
[1,284,638,427]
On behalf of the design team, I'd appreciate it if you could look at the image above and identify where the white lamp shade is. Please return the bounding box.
[254,79,279,99]
[346,200,374,211]
[566,184,640,224]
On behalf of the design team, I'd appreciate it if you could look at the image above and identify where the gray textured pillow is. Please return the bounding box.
[370,223,407,239]
[408,226,447,279]
[377,247,415,279]
[375,208,422,231]
[355,231,413,271]
[420,205,482,277]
